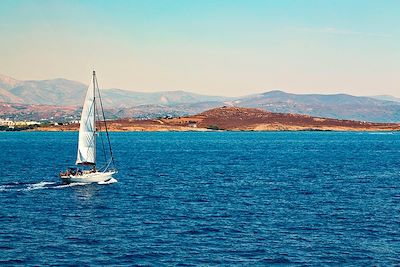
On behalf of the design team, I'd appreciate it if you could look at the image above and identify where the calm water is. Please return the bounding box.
[0,132,399,265]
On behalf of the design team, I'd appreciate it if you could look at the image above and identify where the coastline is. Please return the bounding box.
[4,107,400,132]
[28,125,400,132]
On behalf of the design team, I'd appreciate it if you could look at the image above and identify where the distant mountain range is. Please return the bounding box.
[369,95,400,102]
[231,91,400,122]
[0,73,228,107]
[1,73,400,122]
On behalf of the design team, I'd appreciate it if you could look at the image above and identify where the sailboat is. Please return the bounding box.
[60,71,117,183]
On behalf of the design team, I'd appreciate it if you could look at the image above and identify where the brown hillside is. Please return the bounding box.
[162,106,400,131]
[36,106,400,132]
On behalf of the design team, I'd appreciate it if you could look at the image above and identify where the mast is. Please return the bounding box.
[92,70,97,168]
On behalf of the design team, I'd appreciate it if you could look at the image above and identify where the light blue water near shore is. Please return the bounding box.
[0,132,399,265]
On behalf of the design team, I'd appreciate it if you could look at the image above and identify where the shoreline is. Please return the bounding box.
[21,126,400,132]
[4,107,400,133]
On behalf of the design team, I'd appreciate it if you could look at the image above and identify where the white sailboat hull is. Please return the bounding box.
[60,170,116,184]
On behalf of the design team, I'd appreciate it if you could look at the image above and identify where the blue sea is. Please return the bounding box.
[0,132,399,265]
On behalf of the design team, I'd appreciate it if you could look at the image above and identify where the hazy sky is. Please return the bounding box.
[0,0,399,96]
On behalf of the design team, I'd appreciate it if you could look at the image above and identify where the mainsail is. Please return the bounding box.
[76,75,96,165]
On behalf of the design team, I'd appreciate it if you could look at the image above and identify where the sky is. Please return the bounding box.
[0,0,399,97]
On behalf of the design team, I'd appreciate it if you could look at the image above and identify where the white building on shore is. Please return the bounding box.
[0,118,41,127]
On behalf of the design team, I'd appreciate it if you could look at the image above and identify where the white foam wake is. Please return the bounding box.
[54,182,90,189]
[0,178,117,192]
[98,178,118,185]
[0,185,12,191]
[26,181,56,191]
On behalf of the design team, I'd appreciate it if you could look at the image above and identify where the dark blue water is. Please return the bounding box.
[0,132,399,265]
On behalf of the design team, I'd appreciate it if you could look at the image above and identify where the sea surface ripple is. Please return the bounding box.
[0,132,399,265]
